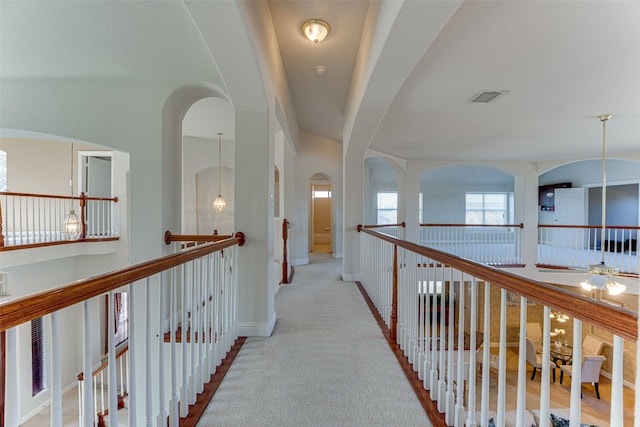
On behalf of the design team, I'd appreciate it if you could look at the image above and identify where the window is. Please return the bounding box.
[32,317,46,396]
[377,192,397,224]
[313,190,331,198]
[466,192,507,225]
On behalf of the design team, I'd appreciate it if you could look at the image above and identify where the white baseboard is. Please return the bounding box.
[600,370,636,390]
[238,311,277,337]
[20,381,78,424]
[332,252,343,259]
[342,273,361,282]
[291,257,309,266]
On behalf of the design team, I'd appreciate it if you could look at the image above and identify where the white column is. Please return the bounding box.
[235,110,275,337]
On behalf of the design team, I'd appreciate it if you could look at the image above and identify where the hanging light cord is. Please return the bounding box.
[218,133,222,195]
[70,143,74,200]
[598,114,611,265]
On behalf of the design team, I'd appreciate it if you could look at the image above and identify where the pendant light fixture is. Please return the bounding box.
[580,114,625,295]
[63,143,81,240]
[212,132,226,214]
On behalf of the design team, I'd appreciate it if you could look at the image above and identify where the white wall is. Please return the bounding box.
[182,135,235,235]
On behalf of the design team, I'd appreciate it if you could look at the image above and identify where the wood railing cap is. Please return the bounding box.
[359,226,638,342]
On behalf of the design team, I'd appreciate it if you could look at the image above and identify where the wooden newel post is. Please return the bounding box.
[390,244,399,342]
[79,192,87,239]
[282,219,289,284]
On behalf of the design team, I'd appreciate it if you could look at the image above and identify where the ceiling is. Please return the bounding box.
[2,1,639,164]
[268,1,640,162]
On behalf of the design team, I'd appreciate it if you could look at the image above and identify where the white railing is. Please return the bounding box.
[419,223,524,266]
[0,191,119,248]
[0,233,245,427]
[359,226,637,427]
[361,222,406,239]
[538,224,639,275]
[77,346,130,426]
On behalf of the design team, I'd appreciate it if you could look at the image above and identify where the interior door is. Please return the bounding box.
[85,156,112,236]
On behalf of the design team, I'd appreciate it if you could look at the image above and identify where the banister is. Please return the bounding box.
[358,225,637,342]
[538,224,640,230]
[421,223,524,228]
[77,345,129,381]
[0,191,118,203]
[164,230,232,245]
[362,222,406,229]
[0,233,245,331]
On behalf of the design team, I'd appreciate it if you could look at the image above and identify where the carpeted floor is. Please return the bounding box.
[197,253,431,426]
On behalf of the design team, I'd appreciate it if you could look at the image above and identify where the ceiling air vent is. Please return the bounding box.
[469,90,508,103]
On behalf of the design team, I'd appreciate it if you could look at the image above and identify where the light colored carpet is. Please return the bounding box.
[197,253,431,426]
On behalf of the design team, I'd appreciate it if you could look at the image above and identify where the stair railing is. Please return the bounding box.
[538,224,639,276]
[0,191,119,249]
[358,224,637,427]
[0,232,245,427]
[77,345,129,426]
[419,223,524,266]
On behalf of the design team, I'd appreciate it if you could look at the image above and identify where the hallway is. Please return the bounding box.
[197,254,431,426]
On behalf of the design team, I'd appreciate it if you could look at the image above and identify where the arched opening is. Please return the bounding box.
[181,97,234,235]
[420,165,515,225]
[309,172,332,254]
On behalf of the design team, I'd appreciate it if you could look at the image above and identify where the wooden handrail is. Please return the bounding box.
[164,230,232,245]
[420,223,524,229]
[358,225,637,342]
[0,191,118,203]
[0,232,245,331]
[362,222,406,229]
[538,224,640,230]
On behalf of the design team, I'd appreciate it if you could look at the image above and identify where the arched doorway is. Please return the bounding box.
[309,173,333,254]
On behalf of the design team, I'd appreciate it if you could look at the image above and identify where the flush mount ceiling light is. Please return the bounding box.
[302,19,330,43]
[580,114,626,296]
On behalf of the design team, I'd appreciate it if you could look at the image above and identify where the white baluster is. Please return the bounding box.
[50,312,62,427]
[539,306,552,426]
[145,278,153,424]
[128,282,137,425]
[516,297,527,426]
[480,282,490,425]
[108,291,118,427]
[610,335,624,426]
[170,267,179,427]
[157,272,167,426]
[454,278,466,427]
[570,319,583,425]
[496,289,507,427]
[82,301,94,427]
[465,277,478,427]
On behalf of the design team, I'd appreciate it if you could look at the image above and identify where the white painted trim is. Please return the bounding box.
[238,311,277,337]
[600,370,636,391]
[291,257,309,266]
[341,273,361,282]
[19,381,78,425]
[332,252,343,259]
